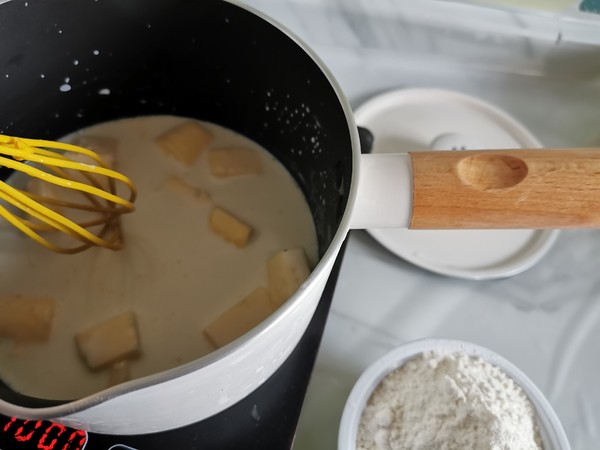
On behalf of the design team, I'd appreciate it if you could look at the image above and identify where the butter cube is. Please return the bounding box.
[209,207,252,248]
[27,178,63,217]
[267,248,311,307]
[76,311,140,370]
[27,178,60,200]
[108,360,131,387]
[156,121,212,166]
[166,176,210,202]
[204,287,274,348]
[61,135,119,193]
[0,295,55,342]
[72,135,119,168]
[209,147,262,177]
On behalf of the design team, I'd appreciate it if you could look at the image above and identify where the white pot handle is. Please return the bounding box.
[350,149,600,230]
[349,153,413,230]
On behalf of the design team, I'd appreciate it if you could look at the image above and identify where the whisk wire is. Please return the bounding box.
[0,180,114,246]
[0,154,135,209]
[0,135,136,253]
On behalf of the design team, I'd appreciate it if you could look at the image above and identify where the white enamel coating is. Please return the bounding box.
[0,0,362,434]
[349,153,412,230]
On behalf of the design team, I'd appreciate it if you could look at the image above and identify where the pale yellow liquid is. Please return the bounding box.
[0,116,318,400]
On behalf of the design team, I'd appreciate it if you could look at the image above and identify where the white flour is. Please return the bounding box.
[357,351,543,450]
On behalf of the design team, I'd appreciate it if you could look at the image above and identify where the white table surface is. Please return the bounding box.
[239,1,600,448]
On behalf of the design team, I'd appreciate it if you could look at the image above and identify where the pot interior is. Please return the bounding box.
[0,0,353,406]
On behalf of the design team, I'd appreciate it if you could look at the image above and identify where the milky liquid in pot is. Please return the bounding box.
[0,115,318,400]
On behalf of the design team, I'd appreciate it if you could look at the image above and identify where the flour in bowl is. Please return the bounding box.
[357,351,543,450]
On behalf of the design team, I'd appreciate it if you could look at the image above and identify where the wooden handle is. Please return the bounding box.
[409,149,600,229]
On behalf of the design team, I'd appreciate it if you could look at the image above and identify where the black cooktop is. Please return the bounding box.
[0,242,346,450]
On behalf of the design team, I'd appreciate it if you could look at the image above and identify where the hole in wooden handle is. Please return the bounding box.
[457,154,528,190]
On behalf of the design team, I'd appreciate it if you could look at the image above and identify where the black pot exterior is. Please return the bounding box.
[0,0,354,406]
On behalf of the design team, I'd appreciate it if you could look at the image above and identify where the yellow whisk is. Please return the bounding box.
[0,134,136,254]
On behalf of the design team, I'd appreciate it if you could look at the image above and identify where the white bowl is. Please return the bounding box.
[338,338,570,450]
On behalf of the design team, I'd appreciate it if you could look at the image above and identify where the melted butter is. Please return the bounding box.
[0,115,318,400]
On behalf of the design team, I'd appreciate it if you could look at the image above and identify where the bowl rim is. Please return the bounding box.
[338,337,571,450]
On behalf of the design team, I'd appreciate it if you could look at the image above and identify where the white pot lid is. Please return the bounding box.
[353,88,559,280]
